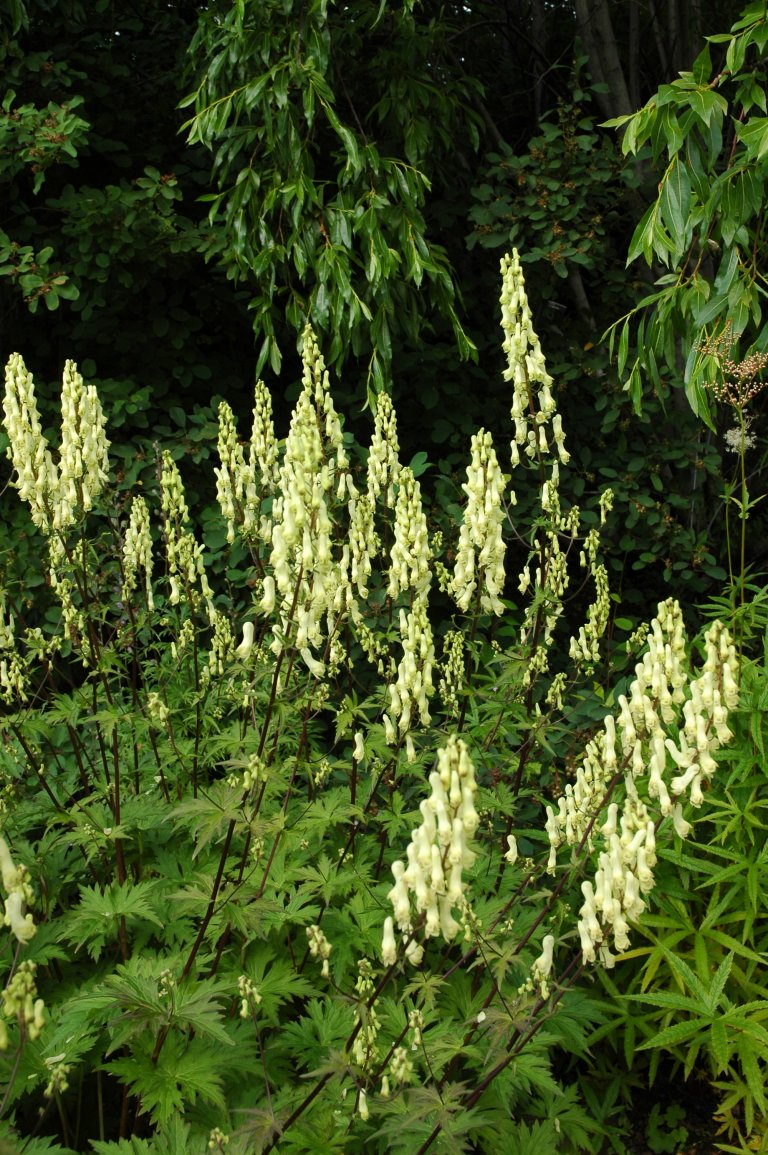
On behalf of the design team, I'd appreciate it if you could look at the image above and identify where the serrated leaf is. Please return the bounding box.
[624,990,705,1014]
[91,1139,155,1154]
[638,1016,712,1050]
[64,880,164,960]
[708,952,735,1009]
[108,1035,227,1126]
[171,980,234,1046]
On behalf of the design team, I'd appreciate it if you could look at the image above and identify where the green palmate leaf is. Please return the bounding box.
[168,782,245,856]
[63,880,164,960]
[90,1140,156,1154]
[0,1126,75,1155]
[169,979,235,1046]
[108,1035,227,1125]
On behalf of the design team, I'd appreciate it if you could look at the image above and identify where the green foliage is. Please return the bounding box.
[469,68,622,281]
[182,0,481,393]
[606,2,768,426]
[588,615,768,1149]
[0,0,253,439]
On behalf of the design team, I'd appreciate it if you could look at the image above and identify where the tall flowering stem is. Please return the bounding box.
[701,325,768,648]
[500,252,575,694]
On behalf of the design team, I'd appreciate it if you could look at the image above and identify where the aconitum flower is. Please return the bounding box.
[249,379,280,494]
[452,429,508,615]
[336,492,379,614]
[217,383,282,546]
[0,837,35,945]
[388,467,431,600]
[0,588,26,702]
[122,496,154,611]
[531,934,555,998]
[267,327,352,657]
[235,622,254,661]
[2,961,44,1042]
[306,924,332,978]
[3,354,60,532]
[3,356,109,532]
[0,355,113,531]
[386,598,435,739]
[367,391,401,506]
[57,360,109,528]
[569,562,610,665]
[160,452,215,622]
[500,250,567,466]
[550,599,739,968]
[383,736,479,963]
[215,400,248,545]
[666,619,738,809]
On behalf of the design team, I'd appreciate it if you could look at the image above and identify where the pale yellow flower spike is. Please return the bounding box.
[452,429,508,615]
[543,599,739,969]
[384,736,479,964]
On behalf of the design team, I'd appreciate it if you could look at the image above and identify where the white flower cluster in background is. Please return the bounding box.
[569,513,613,668]
[438,629,465,717]
[388,466,431,601]
[214,380,279,547]
[3,355,109,533]
[367,390,401,506]
[0,588,26,702]
[214,400,248,546]
[122,495,154,612]
[382,736,479,965]
[249,378,280,497]
[351,959,380,1072]
[337,491,378,610]
[500,249,569,469]
[160,451,215,623]
[383,600,435,761]
[306,924,333,978]
[57,360,109,528]
[497,253,594,685]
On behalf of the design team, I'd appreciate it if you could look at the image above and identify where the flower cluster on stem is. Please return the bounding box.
[266,328,352,664]
[383,736,479,964]
[545,598,739,968]
[367,391,401,506]
[0,836,35,944]
[160,451,215,623]
[388,467,431,601]
[122,495,154,612]
[500,249,569,469]
[3,355,108,534]
[452,429,508,615]
[0,961,44,1050]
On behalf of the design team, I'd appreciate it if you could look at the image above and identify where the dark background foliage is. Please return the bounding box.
[1,0,764,610]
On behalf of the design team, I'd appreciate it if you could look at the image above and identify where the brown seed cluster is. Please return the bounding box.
[701,323,768,409]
